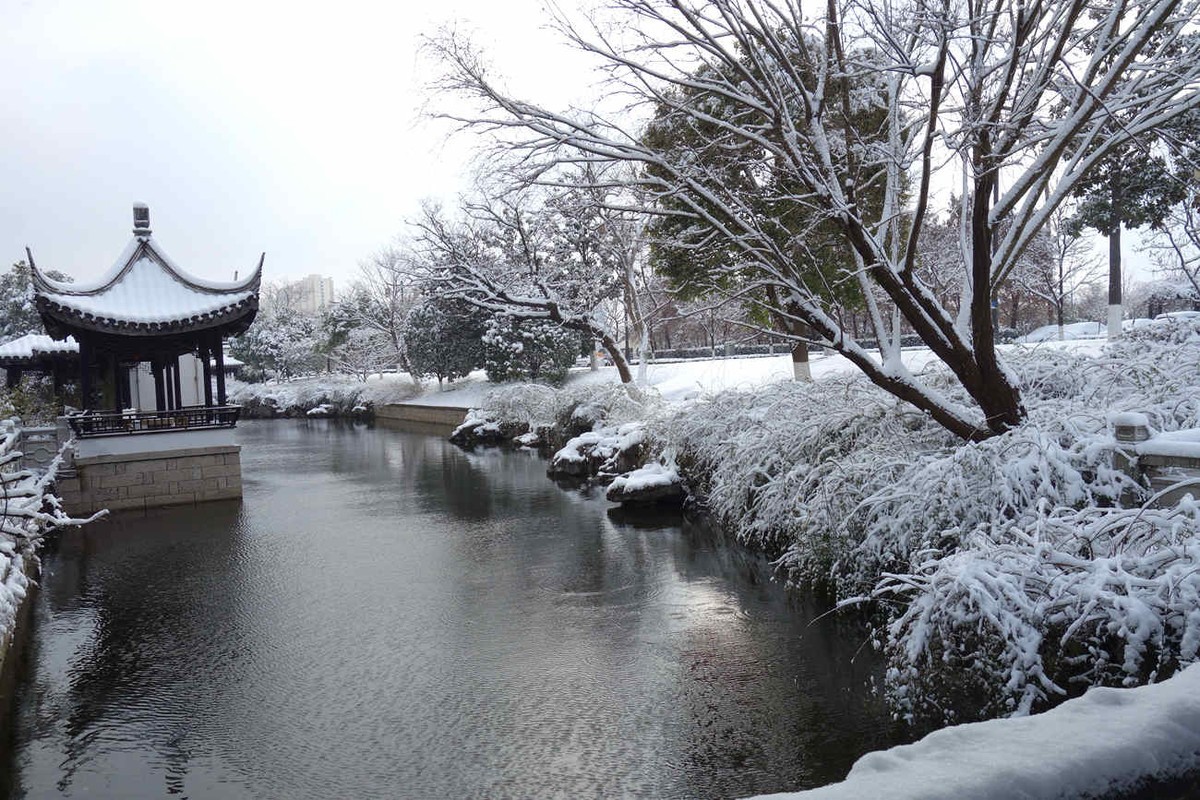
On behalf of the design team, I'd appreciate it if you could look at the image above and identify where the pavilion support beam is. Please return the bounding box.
[152,360,166,412]
[200,344,214,408]
[79,339,94,412]
[172,357,183,410]
[5,368,20,389]
[109,354,121,412]
[214,335,227,406]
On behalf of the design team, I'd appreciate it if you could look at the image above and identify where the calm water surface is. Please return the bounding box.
[2,420,901,799]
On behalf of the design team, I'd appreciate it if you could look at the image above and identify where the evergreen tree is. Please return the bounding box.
[481,313,580,385]
[0,261,71,342]
[404,298,486,386]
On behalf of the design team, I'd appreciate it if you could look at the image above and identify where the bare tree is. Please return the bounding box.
[353,246,422,380]
[430,0,1200,440]
[1144,190,1200,301]
[1016,207,1103,338]
[411,182,637,383]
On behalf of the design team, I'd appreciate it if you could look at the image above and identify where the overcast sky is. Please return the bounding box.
[1,0,1156,294]
[0,0,598,286]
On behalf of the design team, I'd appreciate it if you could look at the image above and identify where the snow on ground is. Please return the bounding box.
[402,339,1104,408]
[1021,318,1159,343]
[750,663,1200,800]
[231,338,1107,415]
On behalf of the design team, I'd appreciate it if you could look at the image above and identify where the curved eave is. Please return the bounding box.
[0,351,80,368]
[36,295,260,339]
[31,238,264,297]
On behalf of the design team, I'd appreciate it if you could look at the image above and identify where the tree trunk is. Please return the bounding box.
[1108,223,1123,340]
[599,330,634,383]
[636,326,650,385]
[792,341,811,382]
[968,177,1025,433]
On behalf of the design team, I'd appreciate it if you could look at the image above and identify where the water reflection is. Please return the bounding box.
[4,420,902,799]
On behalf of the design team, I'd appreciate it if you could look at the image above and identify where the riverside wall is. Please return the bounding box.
[375,404,469,430]
[56,445,243,515]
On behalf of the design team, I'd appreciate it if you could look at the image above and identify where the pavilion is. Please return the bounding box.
[31,203,262,436]
[27,204,263,513]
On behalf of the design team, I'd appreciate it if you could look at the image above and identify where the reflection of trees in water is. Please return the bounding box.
[607,512,905,795]
[10,421,904,798]
[21,502,249,796]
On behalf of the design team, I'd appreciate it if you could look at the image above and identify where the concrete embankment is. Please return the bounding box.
[375,403,469,432]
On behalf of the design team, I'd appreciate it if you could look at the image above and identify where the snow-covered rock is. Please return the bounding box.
[449,410,529,449]
[605,461,683,505]
[548,423,647,481]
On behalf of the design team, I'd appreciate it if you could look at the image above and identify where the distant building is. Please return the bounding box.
[288,274,335,314]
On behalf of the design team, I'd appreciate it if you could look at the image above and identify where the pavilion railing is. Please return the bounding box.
[67,406,241,438]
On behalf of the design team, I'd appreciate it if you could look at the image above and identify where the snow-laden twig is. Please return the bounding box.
[1,421,105,646]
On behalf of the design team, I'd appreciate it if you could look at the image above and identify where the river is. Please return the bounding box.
[2,420,902,799]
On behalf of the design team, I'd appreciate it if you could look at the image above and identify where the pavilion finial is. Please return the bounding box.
[133,203,151,237]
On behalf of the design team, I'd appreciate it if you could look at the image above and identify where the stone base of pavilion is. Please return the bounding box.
[55,418,243,516]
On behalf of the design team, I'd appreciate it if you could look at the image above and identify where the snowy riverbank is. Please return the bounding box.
[449,319,1200,729]
[0,422,99,687]
[228,337,1103,418]
[229,321,1200,727]
[752,662,1200,799]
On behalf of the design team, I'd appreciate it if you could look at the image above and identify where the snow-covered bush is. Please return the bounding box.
[482,314,580,385]
[0,374,65,426]
[667,326,1200,723]
[227,374,419,418]
[470,381,652,438]
[453,381,657,455]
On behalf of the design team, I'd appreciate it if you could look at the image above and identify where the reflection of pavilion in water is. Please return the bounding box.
[26,204,263,514]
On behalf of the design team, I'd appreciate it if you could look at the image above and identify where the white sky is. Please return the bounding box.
[0,0,1156,293]
[0,0,599,286]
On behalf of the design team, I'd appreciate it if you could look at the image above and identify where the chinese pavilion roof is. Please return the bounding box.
[0,333,78,366]
[32,205,263,339]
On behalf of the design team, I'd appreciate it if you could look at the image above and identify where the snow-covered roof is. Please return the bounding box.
[0,333,79,364]
[31,206,262,338]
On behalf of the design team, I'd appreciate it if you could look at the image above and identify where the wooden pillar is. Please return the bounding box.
[5,368,20,389]
[163,362,174,410]
[214,336,227,406]
[110,354,122,412]
[79,338,94,411]
[118,364,131,410]
[200,343,214,408]
[152,359,166,412]
[172,357,183,410]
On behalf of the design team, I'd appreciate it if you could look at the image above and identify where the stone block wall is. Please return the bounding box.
[57,445,242,515]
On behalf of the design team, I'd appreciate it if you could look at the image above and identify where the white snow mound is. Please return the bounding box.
[750,664,1200,799]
